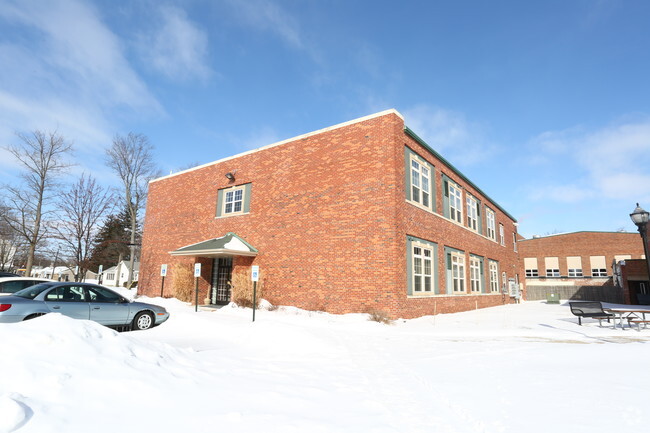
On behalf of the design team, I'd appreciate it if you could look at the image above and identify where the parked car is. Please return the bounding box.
[0,272,20,278]
[0,277,53,296]
[0,282,169,330]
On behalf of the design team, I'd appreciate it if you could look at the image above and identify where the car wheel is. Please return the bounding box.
[23,313,46,321]
[132,311,154,331]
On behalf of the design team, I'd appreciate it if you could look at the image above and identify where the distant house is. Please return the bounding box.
[518,231,646,302]
[101,261,139,287]
[32,266,74,281]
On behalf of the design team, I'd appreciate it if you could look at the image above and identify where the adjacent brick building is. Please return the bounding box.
[139,110,521,319]
[518,231,646,302]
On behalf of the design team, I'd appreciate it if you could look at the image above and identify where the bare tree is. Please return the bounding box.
[106,133,158,287]
[1,130,74,276]
[51,174,114,281]
[0,205,20,271]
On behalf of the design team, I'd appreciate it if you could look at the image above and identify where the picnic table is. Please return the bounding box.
[601,303,650,330]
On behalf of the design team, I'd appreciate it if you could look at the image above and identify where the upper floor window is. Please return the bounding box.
[466,196,479,231]
[486,208,496,241]
[590,256,607,277]
[499,224,505,246]
[449,183,463,224]
[217,183,251,218]
[545,257,560,277]
[410,158,431,208]
[524,257,539,277]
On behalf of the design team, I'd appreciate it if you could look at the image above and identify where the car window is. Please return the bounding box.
[14,283,55,299]
[87,286,122,303]
[0,281,26,293]
[45,286,87,302]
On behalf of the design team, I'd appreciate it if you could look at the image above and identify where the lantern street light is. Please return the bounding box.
[630,203,650,285]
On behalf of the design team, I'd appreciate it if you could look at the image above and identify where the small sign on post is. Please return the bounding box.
[160,264,167,297]
[98,265,103,285]
[252,265,259,322]
[194,263,201,312]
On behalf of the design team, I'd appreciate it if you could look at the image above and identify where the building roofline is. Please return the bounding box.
[518,230,637,241]
[151,109,404,184]
[403,126,517,222]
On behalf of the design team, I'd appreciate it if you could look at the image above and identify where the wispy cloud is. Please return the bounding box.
[0,0,162,167]
[137,5,212,82]
[525,118,650,204]
[402,104,499,166]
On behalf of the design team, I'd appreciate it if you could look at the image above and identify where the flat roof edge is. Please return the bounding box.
[151,109,404,184]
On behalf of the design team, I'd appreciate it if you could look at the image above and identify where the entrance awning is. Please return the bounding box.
[169,232,258,258]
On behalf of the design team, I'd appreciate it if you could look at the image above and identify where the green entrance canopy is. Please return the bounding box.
[169,232,258,257]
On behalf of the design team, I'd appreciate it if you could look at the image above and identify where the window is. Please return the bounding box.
[502,271,507,291]
[224,187,244,215]
[466,196,479,231]
[489,261,499,292]
[410,157,431,208]
[499,224,505,246]
[567,256,583,278]
[217,184,251,218]
[470,256,482,293]
[449,183,463,224]
[545,257,560,277]
[451,252,465,293]
[524,258,538,277]
[87,286,122,303]
[412,244,433,294]
[590,256,607,277]
[486,208,496,241]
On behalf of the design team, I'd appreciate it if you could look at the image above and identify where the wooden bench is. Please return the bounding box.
[569,302,614,326]
[627,319,650,331]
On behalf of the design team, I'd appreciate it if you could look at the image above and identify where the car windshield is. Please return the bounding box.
[13,283,56,299]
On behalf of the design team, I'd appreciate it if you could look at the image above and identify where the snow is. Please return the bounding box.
[2,297,649,433]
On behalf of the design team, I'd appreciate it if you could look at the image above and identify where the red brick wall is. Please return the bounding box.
[140,111,520,318]
[518,232,645,284]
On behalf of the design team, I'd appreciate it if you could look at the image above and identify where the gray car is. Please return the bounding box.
[0,282,169,330]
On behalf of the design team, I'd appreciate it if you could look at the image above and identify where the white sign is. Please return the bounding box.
[194,263,201,278]
[161,264,168,277]
[251,265,259,282]
[98,265,103,274]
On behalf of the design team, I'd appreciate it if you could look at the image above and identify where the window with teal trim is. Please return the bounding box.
[217,183,251,218]
[466,195,479,232]
[449,183,463,224]
[412,244,433,293]
[470,256,482,293]
[489,260,499,292]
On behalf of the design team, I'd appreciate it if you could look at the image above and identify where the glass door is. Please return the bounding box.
[210,257,233,305]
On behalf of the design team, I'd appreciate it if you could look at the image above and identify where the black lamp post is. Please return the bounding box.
[630,203,650,283]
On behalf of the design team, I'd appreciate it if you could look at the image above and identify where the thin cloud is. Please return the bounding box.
[137,5,212,82]
[402,104,499,166]
[525,118,650,204]
[0,0,162,163]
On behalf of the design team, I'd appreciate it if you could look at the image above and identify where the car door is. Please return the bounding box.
[43,285,90,320]
[86,286,130,326]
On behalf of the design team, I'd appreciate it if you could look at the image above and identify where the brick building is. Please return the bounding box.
[139,109,521,319]
[518,231,646,302]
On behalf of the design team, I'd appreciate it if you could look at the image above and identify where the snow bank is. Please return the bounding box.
[2,301,649,432]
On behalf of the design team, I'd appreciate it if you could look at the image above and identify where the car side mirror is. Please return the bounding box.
[120,297,129,304]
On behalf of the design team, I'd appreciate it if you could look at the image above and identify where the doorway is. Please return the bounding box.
[210,257,233,305]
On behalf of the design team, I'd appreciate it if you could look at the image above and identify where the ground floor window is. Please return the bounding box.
[412,245,433,293]
[407,237,438,296]
[451,252,465,293]
[489,260,499,292]
[470,256,482,293]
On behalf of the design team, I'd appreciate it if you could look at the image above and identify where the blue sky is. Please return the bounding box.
[1,0,650,238]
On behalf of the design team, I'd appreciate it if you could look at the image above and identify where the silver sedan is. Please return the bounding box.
[0,282,169,331]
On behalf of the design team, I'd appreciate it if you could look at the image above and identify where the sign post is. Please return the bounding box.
[251,265,259,322]
[160,264,167,297]
[98,265,103,285]
[194,263,201,312]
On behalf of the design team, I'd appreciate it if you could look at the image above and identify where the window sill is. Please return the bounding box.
[215,212,250,219]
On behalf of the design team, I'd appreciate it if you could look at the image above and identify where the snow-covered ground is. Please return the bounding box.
[2,295,648,433]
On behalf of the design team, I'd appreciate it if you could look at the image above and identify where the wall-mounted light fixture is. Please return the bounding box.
[225,170,237,181]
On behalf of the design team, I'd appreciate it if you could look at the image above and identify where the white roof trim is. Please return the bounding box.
[151,109,404,183]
